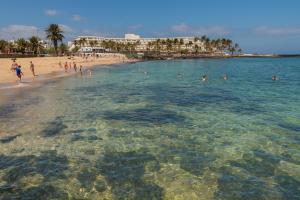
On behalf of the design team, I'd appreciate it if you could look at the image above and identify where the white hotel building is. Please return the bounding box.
[70,34,206,53]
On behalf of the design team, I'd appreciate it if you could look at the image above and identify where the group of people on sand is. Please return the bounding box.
[60,61,92,76]
[10,59,36,82]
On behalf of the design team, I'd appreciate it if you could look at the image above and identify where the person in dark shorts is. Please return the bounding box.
[16,65,24,82]
[73,62,77,72]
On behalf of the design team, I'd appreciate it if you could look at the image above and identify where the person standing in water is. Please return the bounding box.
[30,61,36,77]
[79,65,83,76]
[16,65,24,82]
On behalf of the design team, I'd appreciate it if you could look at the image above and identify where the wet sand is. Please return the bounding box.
[0,54,129,86]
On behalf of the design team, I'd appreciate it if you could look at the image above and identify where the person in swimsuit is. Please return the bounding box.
[30,61,36,77]
[64,62,68,72]
[16,65,24,82]
[11,60,17,72]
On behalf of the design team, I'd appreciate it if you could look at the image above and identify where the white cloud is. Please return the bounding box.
[71,14,85,22]
[0,25,42,39]
[58,24,74,33]
[171,23,230,36]
[254,26,300,35]
[128,24,143,30]
[45,9,59,16]
[171,23,190,32]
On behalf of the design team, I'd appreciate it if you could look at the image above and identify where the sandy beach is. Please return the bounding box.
[0,54,129,85]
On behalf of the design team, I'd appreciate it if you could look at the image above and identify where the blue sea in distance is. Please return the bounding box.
[0,58,299,199]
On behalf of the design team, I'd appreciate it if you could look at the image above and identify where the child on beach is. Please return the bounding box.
[16,65,24,82]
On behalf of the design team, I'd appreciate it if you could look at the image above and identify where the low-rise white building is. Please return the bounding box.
[72,34,206,53]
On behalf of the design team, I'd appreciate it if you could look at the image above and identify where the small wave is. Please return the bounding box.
[0,83,29,90]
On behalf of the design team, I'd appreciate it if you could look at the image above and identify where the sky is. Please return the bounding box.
[1,0,300,54]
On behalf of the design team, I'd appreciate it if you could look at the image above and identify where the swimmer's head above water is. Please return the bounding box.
[202,75,208,81]
[272,75,279,81]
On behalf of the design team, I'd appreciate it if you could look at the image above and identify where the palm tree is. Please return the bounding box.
[79,38,87,47]
[89,40,97,48]
[59,43,68,55]
[179,38,184,53]
[0,40,8,53]
[45,24,64,56]
[16,38,29,54]
[6,42,15,54]
[187,41,193,54]
[194,44,200,55]
[155,39,161,55]
[166,38,173,54]
[29,36,40,55]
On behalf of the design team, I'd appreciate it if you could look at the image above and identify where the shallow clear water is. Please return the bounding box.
[0,58,299,199]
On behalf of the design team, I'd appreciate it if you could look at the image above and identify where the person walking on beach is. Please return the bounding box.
[16,65,24,82]
[69,62,72,70]
[30,61,36,77]
[73,62,77,72]
[64,62,68,72]
[11,60,17,72]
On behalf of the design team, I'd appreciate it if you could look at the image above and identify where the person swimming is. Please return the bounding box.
[222,74,228,80]
[272,75,279,81]
[202,75,208,81]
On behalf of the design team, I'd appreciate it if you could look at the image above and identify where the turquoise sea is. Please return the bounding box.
[0,58,299,199]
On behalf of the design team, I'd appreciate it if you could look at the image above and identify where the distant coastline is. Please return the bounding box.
[141,53,300,60]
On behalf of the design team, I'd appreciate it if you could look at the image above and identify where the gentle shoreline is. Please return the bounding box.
[0,54,136,89]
